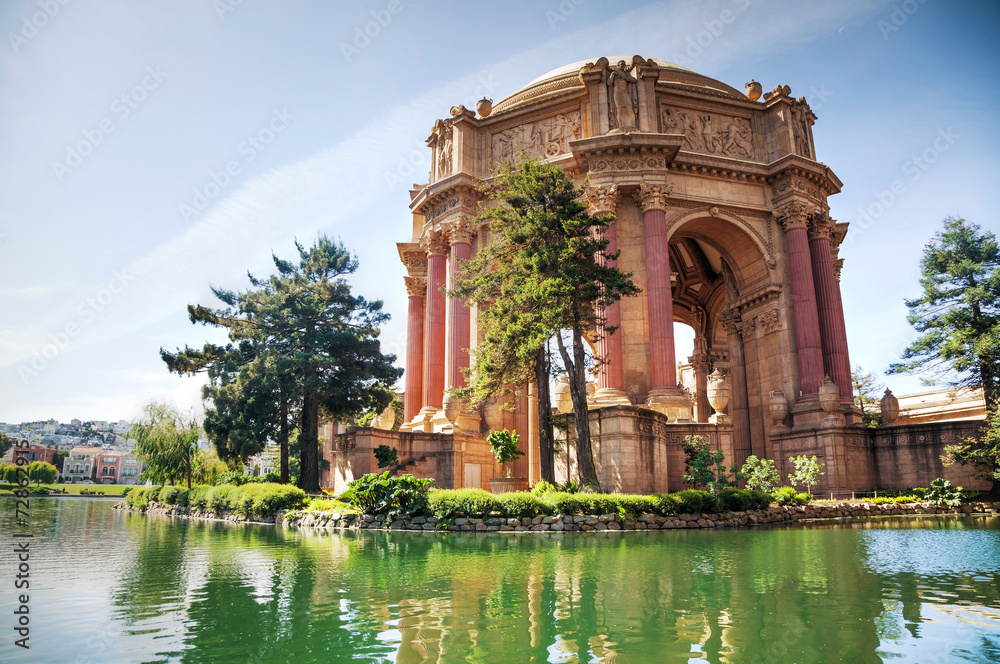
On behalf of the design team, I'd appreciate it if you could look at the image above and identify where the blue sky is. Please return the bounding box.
[1,0,997,423]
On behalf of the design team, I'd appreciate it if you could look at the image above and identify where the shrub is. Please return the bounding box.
[673,489,716,514]
[344,472,434,520]
[543,491,589,515]
[427,488,499,520]
[926,477,963,507]
[864,495,919,504]
[650,493,681,516]
[683,435,740,493]
[306,497,350,513]
[530,481,557,497]
[740,456,781,493]
[614,494,659,519]
[495,492,548,518]
[188,486,212,510]
[488,429,524,478]
[263,471,281,483]
[158,486,181,505]
[206,484,237,512]
[125,487,150,510]
[146,486,162,503]
[373,445,398,469]
[238,483,307,517]
[559,479,581,494]
[771,486,797,506]
[794,492,812,505]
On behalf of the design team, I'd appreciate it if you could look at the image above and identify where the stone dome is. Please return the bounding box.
[492,55,746,115]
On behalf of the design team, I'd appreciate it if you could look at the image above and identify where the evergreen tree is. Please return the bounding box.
[888,217,1000,411]
[452,160,639,490]
[851,365,884,428]
[168,236,402,493]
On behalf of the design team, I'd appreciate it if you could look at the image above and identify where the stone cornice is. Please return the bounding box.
[409,172,482,216]
[767,155,842,196]
[571,132,683,185]
[729,283,782,313]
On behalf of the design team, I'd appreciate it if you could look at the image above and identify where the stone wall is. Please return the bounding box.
[872,420,991,492]
[327,428,499,494]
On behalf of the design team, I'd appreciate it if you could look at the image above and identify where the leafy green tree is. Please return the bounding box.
[888,217,1000,411]
[787,455,825,497]
[0,432,12,460]
[171,237,402,493]
[130,402,201,488]
[683,435,741,494]
[191,448,231,486]
[27,461,57,486]
[54,450,69,473]
[0,463,18,484]
[488,429,525,478]
[740,455,780,493]
[943,405,1000,496]
[851,365,884,428]
[453,160,639,490]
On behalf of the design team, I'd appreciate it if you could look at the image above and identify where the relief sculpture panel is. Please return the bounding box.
[490,111,582,167]
[660,104,754,160]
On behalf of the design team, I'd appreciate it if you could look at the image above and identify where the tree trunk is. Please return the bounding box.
[534,345,555,483]
[556,329,600,491]
[186,458,192,489]
[279,397,290,484]
[300,388,320,493]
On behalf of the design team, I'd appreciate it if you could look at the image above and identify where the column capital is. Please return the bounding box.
[633,182,673,213]
[583,183,621,215]
[773,200,817,231]
[807,212,835,240]
[419,232,449,256]
[443,219,474,245]
[400,249,428,276]
[718,309,741,333]
[404,276,426,298]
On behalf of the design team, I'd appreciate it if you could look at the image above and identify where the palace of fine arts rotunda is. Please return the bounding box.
[325,56,990,497]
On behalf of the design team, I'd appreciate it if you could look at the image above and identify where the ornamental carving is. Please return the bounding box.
[420,232,448,256]
[428,119,454,180]
[735,318,756,339]
[401,249,427,271]
[790,98,815,158]
[584,183,621,215]
[635,416,667,438]
[633,182,673,213]
[773,200,817,231]
[807,212,835,240]
[444,218,474,245]
[661,105,754,159]
[490,111,582,166]
[423,192,479,224]
[403,276,426,298]
[758,308,782,333]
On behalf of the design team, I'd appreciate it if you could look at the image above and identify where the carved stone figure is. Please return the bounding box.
[722,118,753,158]
[607,60,637,130]
[437,126,453,177]
[490,112,582,166]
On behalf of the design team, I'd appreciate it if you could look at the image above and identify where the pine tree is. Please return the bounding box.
[452,160,639,490]
[888,217,1000,411]
[165,236,402,493]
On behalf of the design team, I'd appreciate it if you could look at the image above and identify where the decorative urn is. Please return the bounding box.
[818,375,840,415]
[769,390,789,427]
[880,389,899,425]
[745,79,762,101]
[442,393,462,423]
[554,375,573,414]
[372,404,395,430]
[476,97,493,118]
[706,369,730,414]
[483,400,503,431]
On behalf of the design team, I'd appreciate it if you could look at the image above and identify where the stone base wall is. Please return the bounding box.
[282,501,999,533]
[554,406,734,494]
[327,428,500,494]
[872,420,991,492]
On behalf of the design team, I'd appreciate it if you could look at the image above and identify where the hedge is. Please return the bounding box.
[123,483,306,518]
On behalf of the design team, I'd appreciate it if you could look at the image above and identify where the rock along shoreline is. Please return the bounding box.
[115,500,1000,532]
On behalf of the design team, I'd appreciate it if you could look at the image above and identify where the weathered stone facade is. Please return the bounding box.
[325,56,991,497]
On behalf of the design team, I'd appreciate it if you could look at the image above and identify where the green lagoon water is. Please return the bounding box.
[1,499,998,663]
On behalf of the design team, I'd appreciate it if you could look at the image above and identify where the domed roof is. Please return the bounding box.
[492,56,745,115]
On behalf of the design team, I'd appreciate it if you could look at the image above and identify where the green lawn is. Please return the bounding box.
[0,482,134,495]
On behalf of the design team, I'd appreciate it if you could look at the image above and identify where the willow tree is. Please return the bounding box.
[129,402,201,488]
[453,160,639,490]
[167,236,402,493]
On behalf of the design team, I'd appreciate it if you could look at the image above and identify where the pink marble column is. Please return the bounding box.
[636,183,677,392]
[403,277,425,423]
[422,237,448,410]
[776,202,824,395]
[809,217,852,400]
[586,184,625,398]
[445,227,472,391]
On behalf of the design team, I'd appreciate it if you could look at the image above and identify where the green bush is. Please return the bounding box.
[344,472,435,520]
[530,480,557,497]
[771,486,798,506]
[158,486,182,505]
[543,491,589,515]
[794,492,812,505]
[926,478,964,507]
[673,489,716,514]
[206,484,237,512]
[718,489,773,511]
[188,486,212,510]
[495,492,549,518]
[236,483,307,517]
[651,493,681,516]
[865,495,919,504]
[125,487,150,510]
[427,488,499,520]
[614,494,659,518]
[146,486,162,503]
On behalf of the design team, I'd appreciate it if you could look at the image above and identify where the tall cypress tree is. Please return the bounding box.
[453,161,639,490]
